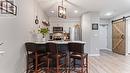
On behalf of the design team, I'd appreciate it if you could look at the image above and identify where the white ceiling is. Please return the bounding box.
[37,0,130,19]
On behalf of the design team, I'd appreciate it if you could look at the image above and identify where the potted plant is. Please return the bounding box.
[38,27,49,41]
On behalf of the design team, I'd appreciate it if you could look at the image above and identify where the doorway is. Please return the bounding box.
[99,24,108,50]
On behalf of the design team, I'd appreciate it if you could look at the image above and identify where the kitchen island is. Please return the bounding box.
[33,41,86,52]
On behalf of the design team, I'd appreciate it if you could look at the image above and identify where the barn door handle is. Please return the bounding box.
[121,35,125,39]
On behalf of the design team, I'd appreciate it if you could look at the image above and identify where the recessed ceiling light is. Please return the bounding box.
[74,10,78,13]
[51,11,55,13]
[105,12,112,16]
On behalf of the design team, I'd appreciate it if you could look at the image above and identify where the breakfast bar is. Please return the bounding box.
[35,41,86,54]
[34,41,86,44]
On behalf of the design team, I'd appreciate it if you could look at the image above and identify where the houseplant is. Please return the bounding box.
[38,27,49,41]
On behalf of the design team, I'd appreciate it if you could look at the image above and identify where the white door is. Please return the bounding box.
[99,25,108,49]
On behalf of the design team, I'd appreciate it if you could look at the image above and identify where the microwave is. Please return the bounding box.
[53,27,63,33]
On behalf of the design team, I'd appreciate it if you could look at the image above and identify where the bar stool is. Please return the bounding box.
[68,42,88,73]
[46,42,67,73]
[25,42,35,73]
[25,42,49,73]
[36,43,50,73]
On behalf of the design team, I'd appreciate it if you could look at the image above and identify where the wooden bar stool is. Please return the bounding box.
[25,42,49,73]
[46,42,67,73]
[25,42,36,73]
[68,42,88,73]
[36,44,50,73]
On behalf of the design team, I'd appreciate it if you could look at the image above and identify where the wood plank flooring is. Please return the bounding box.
[89,50,130,73]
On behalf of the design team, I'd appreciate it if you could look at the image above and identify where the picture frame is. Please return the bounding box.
[1,1,7,14]
[92,23,98,30]
[1,1,17,15]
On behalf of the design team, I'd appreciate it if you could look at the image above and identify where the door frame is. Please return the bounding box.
[125,17,130,55]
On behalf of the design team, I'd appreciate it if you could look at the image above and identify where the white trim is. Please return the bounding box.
[24,71,26,73]
[100,48,112,51]
[105,48,112,51]
[23,69,26,73]
[88,54,100,56]
[125,53,129,56]
[100,48,108,49]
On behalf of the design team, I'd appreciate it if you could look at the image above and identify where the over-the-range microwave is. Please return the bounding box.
[53,27,63,33]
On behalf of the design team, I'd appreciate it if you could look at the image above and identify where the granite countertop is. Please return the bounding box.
[34,41,86,44]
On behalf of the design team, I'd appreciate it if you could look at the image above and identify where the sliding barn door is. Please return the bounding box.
[112,18,126,55]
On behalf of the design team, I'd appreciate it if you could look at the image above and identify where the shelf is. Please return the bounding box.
[42,21,50,26]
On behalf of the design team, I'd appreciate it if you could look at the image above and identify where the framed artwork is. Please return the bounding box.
[1,1,17,15]
[92,23,98,30]
[0,1,7,14]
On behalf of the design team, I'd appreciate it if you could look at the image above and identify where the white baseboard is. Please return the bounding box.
[100,48,108,50]
[100,48,112,51]
[105,48,112,51]
[89,54,100,56]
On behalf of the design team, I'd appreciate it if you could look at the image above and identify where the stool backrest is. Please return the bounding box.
[36,44,46,53]
[68,43,84,53]
[46,43,57,55]
[25,42,37,52]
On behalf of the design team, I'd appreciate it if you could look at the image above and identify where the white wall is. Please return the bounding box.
[81,12,100,56]
[0,0,47,73]
[113,11,130,19]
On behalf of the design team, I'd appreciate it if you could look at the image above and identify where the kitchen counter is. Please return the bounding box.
[34,41,86,44]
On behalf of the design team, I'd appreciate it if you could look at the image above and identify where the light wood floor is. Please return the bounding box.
[89,50,130,73]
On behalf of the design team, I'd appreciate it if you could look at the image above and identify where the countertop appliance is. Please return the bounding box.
[53,27,63,33]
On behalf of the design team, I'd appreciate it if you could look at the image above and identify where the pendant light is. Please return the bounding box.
[58,0,66,19]
[35,3,39,24]
[35,16,39,24]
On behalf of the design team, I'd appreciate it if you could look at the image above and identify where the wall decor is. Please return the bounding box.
[42,21,50,26]
[35,16,39,24]
[0,1,17,15]
[92,23,98,30]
